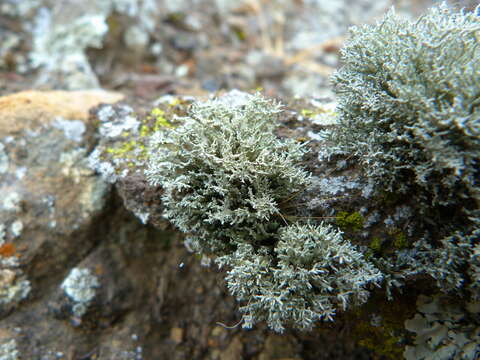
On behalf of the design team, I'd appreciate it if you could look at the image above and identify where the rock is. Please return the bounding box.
[0,90,123,310]
[170,327,184,344]
[257,335,300,360]
[219,336,244,360]
[246,51,286,79]
[0,90,124,133]
[0,89,124,356]
[0,89,389,359]
[1,0,162,89]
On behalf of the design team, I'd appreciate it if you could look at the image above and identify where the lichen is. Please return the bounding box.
[0,339,19,360]
[9,221,22,238]
[217,223,382,332]
[0,143,9,175]
[88,99,190,186]
[1,192,21,213]
[144,92,382,331]
[325,1,480,315]
[357,325,403,359]
[376,229,480,301]
[393,232,408,250]
[370,237,383,253]
[0,269,31,308]
[28,0,160,89]
[314,176,360,197]
[404,295,480,360]
[327,4,480,213]
[61,267,100,318]
[145,92,310,255]
[84,3,479,337]
[0,224,31,310]
[353,290,418,359]
[52,118,86,143]
[31,11,108,89]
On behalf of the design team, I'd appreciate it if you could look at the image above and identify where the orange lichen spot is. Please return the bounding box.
[95,264,104,276]
[0,243,16,257]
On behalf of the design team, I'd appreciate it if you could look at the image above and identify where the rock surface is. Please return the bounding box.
[0,90,376,359]
[1,1,478,359]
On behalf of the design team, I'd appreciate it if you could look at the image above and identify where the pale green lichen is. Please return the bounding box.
[377,229,480,302]
[145,93,310,255]
[217,223,382,332]
[327,3,480,212]
[326,2,480,308]
[145,92,382,331]
[404,295,480,360]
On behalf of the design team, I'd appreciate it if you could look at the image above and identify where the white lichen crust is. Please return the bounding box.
[61,267,99,317]
[0,339,20,360]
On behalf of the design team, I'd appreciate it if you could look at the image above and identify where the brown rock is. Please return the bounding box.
[0,92,373,360]
[258,335,300,360]
[170,327,184,344]
[219,336,244,360]
[0,90,124,134]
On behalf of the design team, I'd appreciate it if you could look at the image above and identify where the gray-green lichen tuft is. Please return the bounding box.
[327,3,480,211]
[145,92,382,331]
[217,223,382,332]
[145,93,310,255]
[325,3,480,312]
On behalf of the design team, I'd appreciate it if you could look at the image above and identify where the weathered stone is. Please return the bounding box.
[0,89,131,357]
[0,90,123,283]
[0,88,400,359]
[0,90,124,133]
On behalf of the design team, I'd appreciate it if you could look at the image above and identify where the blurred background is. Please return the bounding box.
[1,0,478,100]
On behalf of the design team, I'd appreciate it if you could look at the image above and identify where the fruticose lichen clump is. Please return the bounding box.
[145,93,310,255]
[327,3,479,214]
[145,92,382,331]
[326,2,480,300]
[217,223,383,332]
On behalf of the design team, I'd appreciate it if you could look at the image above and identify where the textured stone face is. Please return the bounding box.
[0,90,123,239]
[0,90,288,359]
[0,90,120,320]
[0,90,124,133]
